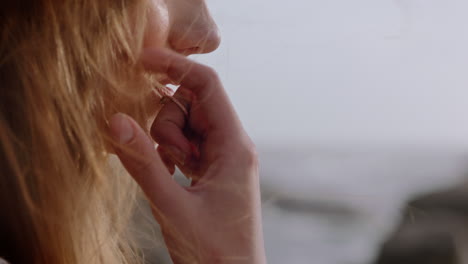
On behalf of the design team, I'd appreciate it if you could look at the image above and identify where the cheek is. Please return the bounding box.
[143,0,170,48]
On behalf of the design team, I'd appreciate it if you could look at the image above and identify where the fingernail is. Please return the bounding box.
[109,113,135,144]
[167,146,187,166]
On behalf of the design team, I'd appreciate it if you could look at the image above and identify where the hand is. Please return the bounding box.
[108,49,267,264]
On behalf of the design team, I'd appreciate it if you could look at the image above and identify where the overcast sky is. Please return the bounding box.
[195,0,468,147]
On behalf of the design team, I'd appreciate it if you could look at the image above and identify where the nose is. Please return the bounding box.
[168,1,221,55]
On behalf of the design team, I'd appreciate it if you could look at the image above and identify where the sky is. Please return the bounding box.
[195,0,468,147]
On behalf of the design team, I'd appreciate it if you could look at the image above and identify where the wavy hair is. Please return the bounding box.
[0,0,161,263]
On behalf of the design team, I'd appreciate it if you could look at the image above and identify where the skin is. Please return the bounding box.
[109,1,267,263]
[144,0,221,54]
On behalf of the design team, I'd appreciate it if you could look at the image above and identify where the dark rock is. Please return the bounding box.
[406,184,468,218]
[374,185,468,264]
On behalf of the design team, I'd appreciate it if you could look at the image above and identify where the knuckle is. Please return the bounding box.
[195,64,220,85]
[244,143,259,169]
[202,66,219,79]
[236,140,259,170]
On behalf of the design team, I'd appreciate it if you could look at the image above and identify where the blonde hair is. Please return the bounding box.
[0,1,160,263]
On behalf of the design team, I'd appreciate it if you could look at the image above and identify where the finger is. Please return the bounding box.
[108,113,187,215]
[142,49,243,136]
[151,87,194,164]
[157,146,176,175]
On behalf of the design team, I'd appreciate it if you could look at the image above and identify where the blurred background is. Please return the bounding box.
[144,0,468,263]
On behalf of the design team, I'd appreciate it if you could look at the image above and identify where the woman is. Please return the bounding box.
[0,0,266,263]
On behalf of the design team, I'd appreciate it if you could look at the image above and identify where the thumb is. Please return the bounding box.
[108,113,188,217]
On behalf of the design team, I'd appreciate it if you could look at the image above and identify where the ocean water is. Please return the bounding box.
[137,146,468,264]
[259,145,468,264]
